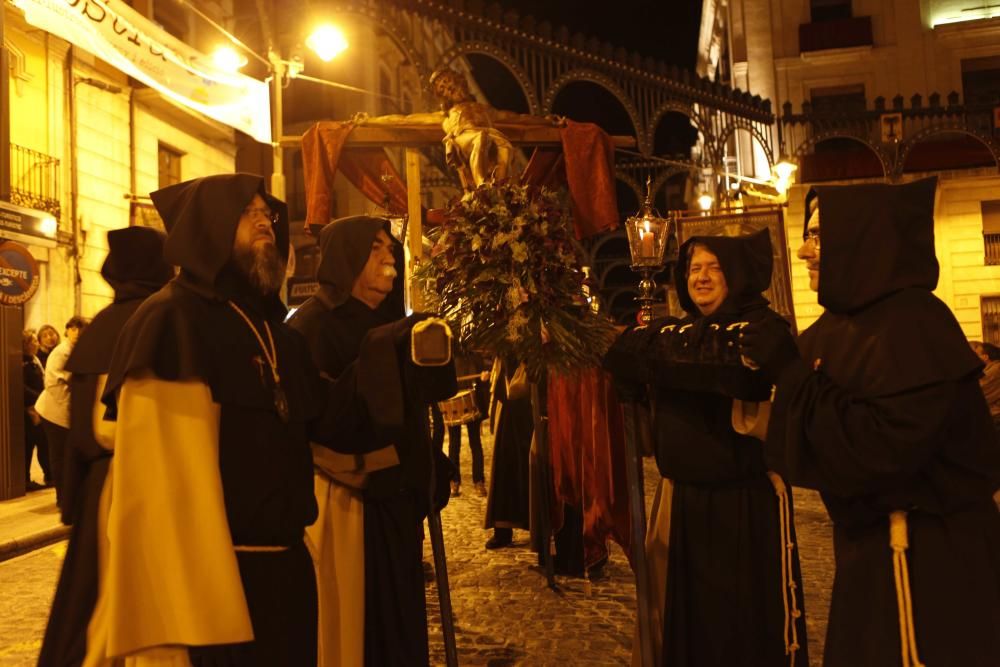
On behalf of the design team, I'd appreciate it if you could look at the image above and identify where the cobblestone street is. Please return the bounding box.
[0,430,834,666]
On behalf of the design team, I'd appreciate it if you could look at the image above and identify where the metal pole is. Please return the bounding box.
[0,3,11,201]
[621,401,655,667]
[530,376,556,589]
[269,56,286,201]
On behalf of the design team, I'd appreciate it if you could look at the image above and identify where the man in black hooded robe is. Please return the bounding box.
[741,177,1000,667]
[83,173,347,665]
[288,215,456,667]
[37,226,173,666]
[605,229,808,667]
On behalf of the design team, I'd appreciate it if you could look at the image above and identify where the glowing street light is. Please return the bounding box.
[697,192,714,212]
[211,45,248,72]
[772,160,797,196]
[306,24,349,62]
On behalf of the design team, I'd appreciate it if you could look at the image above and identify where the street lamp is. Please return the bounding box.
[268,25,348,200]
[624,177,672,325]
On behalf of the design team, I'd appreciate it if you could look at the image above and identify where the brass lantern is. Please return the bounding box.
[624,177,673,324]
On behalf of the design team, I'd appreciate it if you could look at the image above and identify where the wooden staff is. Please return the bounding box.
[621,400,655,667]
[531,375,557,589]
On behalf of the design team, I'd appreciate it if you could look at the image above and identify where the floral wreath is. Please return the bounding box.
[419,181,616,380]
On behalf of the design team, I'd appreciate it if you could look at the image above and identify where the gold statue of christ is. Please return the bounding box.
[353,68,561,191]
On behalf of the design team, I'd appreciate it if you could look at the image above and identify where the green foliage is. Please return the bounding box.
[417,181,616,380]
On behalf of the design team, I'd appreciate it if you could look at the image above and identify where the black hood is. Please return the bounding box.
[808,177,938,314]
[101,226,173,303]
[315,215,404,317]
[150,173,289,289]
[674,229,772,318]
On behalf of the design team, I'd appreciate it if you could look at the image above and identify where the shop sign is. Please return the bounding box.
[0,200,59,242]
[13,0,271,143]
[0,241,41,305]
[287,278,319,306]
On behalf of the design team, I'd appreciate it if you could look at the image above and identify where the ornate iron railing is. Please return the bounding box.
[780,92,1000,180]
[9,144,61,218]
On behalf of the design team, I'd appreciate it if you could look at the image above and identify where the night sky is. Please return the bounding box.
[494,0,702,68]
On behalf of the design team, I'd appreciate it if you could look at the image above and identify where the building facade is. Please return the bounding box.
[700,0,1000,336]
[2,0,243,331]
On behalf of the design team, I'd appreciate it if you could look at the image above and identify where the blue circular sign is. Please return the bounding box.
[0,241,40,305]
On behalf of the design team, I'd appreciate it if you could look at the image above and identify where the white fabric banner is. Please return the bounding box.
[14,0,272,143]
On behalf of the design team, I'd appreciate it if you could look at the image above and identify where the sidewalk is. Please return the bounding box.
[0,489,69,563]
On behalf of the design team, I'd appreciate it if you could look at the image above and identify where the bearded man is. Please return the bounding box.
[84,174,340,665]
[289,215,456,667]
[741,177,1000,666]
[605,230,808,667]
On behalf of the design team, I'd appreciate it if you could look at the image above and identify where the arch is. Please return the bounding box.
[647,101,708,158]
[434,42,540,115]
[897,125,1000,176]
[591,232,630,265]
[543,69,647,153]
[792,132,890,178]
[717,121,775,174]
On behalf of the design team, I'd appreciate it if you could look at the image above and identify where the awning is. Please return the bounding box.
[13,0,271,143]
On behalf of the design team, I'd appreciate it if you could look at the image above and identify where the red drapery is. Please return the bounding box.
[301,121,409,231]
[301,119,619,238]
[546,368,633,568]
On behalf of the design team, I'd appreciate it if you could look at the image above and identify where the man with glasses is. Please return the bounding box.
[740,178,1000,667]
[81,174,350,666]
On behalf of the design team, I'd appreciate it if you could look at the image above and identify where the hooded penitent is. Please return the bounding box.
[39,226,173,667]
[96,173,321,664]
[794,176,980,397]
[315,214,405,319]
[152,172,289,287]
[674,228,773,318]
[604,229,810,666]
[766,177,1000,667]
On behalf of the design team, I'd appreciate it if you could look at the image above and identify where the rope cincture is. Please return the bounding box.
[767,472,802,667]
[890,511,925,667]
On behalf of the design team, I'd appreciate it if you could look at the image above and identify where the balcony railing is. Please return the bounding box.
[799,16,873,53]
[780,92,1000,180]
[10,144,61,218]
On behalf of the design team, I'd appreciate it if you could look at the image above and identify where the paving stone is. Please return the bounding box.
[0,428,834,666]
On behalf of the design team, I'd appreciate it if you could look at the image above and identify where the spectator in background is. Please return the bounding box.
[971,340,1000,433]
[446,350,488,498]
[37,324,60,368]
[22,329,51,491]
[35,316,87,508]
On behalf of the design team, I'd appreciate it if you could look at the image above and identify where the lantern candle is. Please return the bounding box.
[639,228,655,260]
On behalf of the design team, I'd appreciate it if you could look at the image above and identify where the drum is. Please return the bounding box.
[438,390,481,426]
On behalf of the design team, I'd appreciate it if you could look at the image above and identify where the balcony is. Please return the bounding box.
[9,144,61,219]
[780,92,1000,181]
[799,16,873,53]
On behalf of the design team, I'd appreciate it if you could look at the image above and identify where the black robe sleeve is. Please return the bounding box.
[767,361,956,497]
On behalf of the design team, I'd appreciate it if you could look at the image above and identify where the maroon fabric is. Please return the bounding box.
[522,122,619,239]
[302,121,352,232]
[559,121,620,239]
[339,148,409,217]
[301,122,409,233]
[547,368,633,568]
[303,120,618,239]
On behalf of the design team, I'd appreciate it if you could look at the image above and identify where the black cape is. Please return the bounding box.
[606,229,809,667]
[38,226,173,667]
[288,215,456,667]
[101,174,321,664]
[767,177,1000,667]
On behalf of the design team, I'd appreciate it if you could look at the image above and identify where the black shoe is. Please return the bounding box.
[485,532,513,550]
[25,480,45,492]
